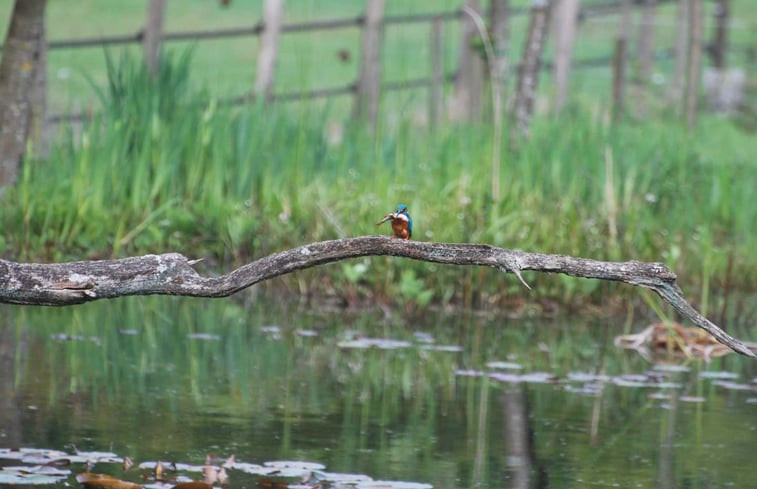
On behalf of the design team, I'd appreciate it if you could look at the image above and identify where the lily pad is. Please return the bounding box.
[68,451,121,464]
[454,369,485,377]
[486,361,524,370]
[699,371,739,380]
[420,344,463,352]
[653,364,690,373]
[0,448,69,463]
[313,471,373,483]
[712,380,757,391]
[263,460,326,471]
[337,338,412,350]
[225,462,271,475]
[0,466,69,485]
[187,333,221,341]
[295,329,319,337]
[567,372,610,383]
[679,396,706,403]
[489,371,557,384]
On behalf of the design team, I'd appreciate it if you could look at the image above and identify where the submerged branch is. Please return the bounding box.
[0,236,752,357]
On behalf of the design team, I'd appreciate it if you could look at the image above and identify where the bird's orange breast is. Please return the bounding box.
[391,219,411,240]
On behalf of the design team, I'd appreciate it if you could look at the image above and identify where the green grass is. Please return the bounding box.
[0,49,754,314]
[2,0,754,116]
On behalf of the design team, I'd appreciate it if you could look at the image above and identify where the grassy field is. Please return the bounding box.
[0,1,755,317]
[1,0,754,115]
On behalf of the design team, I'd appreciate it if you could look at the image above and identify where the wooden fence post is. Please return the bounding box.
[511,0,551,143]
[143,0,167,77]
[429,16,444,127]
[684,0,703,127]
[254,0,284,100]
[489,0,509,84]
[710,0,729,69]
[450,0,483,122]
[671,0,689,103]
[637,0,656,84]
[353,0,384,128]
[612,0,632,120]
[552,0,580,113]
[612,38,627,121]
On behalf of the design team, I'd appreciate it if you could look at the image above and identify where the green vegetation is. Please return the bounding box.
[0,49,754,313]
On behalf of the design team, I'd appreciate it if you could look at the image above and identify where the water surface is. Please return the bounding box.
[1,298,755,488]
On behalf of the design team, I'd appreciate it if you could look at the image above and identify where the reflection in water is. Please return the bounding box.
[1,298,756,489]
[0,325,23,448]
[656,390,677,489]
[502,385,534,489]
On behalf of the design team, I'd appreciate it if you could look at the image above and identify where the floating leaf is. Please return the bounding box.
[653,364,690,373]
[259,326,281,334]
[225,462,272,475]
[567,372,610,383]
[712,380,757,391]
[699,371,739,380]
[68,451,121,464]
[0,448,69,464]
[337,338,412,350]
[486,361,523,370]
[0,465,69,485]
[76,472,142,489]
[679,396,706,403]
[454,369,485,377]
[263,460,326,471]
[487,372,521,383]
[488,372,557,384]
[187,333,221,341]
[420,344,463,352]
[313,471,373,483]
[295,329,318,337]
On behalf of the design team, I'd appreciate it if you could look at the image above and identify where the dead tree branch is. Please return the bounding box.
[0,236,752,357]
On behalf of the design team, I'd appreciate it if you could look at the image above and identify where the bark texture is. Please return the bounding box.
[511,1,551,142]
[0,236,752,357]
[0,0,47,188]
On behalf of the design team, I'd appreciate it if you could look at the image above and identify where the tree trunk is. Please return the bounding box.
[0,0,47,189]
[710,0,729,69]
[511,1,551,144]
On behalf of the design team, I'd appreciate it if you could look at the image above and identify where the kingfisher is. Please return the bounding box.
[376,204,413,240]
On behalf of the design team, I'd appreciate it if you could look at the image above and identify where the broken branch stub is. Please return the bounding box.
[0,236,752,357]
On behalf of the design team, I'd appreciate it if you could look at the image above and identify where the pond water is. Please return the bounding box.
[1,297,755,489]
